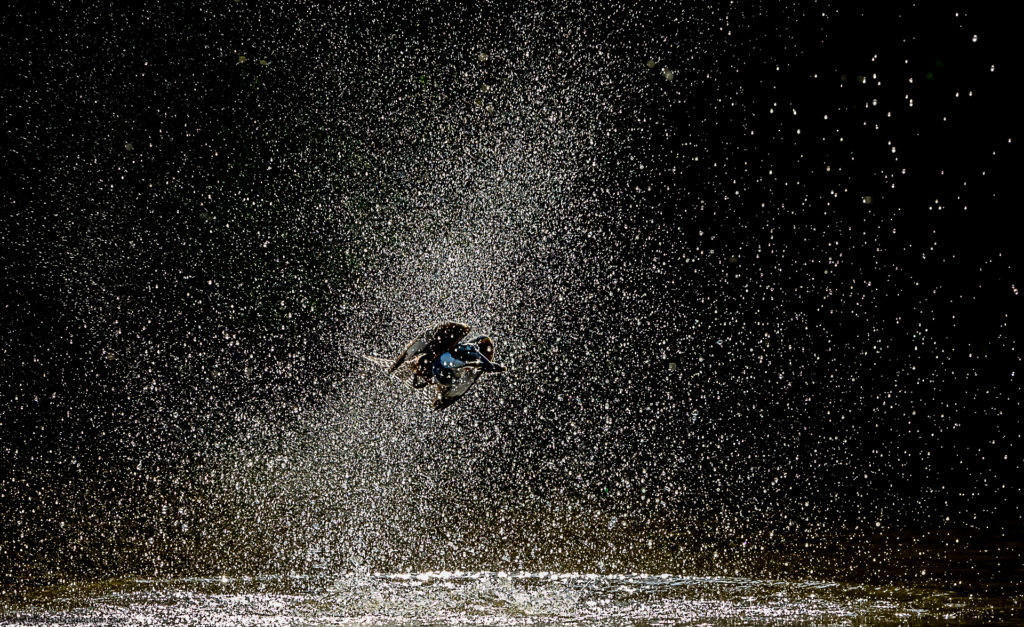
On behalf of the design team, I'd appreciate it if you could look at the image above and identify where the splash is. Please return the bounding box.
[1,1,1017,605]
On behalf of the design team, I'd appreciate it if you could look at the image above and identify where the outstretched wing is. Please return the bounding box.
[388,321,470,373]
[363,354,421,389]
[362,355,391,370]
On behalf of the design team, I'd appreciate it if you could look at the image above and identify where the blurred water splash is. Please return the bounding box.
[1,0,1018,613]
[2,0,824,576]
[3,571,1015,625]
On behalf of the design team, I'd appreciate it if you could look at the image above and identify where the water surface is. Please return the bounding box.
[3,570,1017,625]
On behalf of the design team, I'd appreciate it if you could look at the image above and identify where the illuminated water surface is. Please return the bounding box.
[5,570,1017,625]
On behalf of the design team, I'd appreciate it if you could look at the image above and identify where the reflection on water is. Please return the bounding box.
[2,570,1016,625]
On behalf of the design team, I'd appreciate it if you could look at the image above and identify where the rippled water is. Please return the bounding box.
[3,570,1016,625]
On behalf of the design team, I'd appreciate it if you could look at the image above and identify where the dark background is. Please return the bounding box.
[1,1,1019,586]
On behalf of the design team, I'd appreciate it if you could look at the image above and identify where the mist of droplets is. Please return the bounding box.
[1,1,1017,587]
